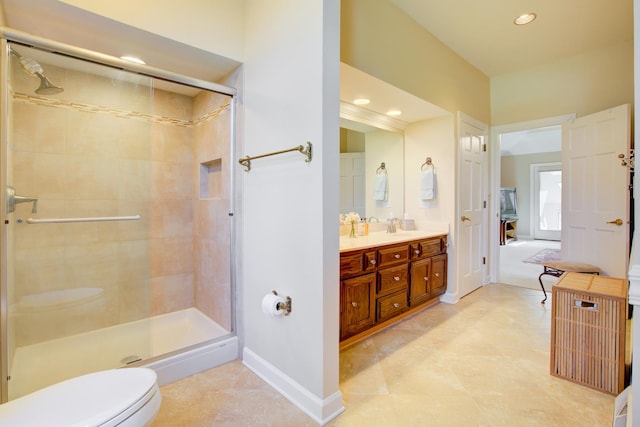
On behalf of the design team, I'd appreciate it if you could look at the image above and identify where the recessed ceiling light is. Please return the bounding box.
[514,13,536,25]
[353,98,370,105]
[120,55,146,65]
[386,110,402,117]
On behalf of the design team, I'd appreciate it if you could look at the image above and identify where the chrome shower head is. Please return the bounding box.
[35,74,64,95]
[10,48,64,95]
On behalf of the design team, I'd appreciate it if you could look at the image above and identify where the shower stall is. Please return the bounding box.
[0,30,238,402]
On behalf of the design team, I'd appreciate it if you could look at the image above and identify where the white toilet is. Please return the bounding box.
[0,368,161,426]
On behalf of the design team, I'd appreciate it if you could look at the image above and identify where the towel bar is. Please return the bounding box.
[26,215,141,224]
[238,142,312,172]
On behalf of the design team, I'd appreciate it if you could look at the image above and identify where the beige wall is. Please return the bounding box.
[364,129,404,221]
[341,0,490,124]
[339,128,365,153]
[59,0,245,61]
[341,0,632,128]
[404,115,455,225]
[500,151,562,238]
[491,41,634,125]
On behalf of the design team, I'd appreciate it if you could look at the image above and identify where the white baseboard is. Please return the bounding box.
[440,291,459,304]
[242,347,344,425]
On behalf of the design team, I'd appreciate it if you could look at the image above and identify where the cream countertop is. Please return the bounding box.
[339,228,448,252]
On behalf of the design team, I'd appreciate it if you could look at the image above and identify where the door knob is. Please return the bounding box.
[606,218,624,226]
[461,216,471,222]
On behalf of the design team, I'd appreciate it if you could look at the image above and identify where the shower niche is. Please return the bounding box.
[1,37,238,401]
[200,158,223,199]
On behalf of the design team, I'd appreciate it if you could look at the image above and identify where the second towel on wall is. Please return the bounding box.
[421,163,436,200]
[374,172,388,201]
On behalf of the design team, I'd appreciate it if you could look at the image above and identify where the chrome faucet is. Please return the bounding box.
[368,216,379,223]
[6,186,38,213]
[386,217,397,233]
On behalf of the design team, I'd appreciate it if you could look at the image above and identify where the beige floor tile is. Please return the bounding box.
[153,284,616,426]
[325,394,398,427]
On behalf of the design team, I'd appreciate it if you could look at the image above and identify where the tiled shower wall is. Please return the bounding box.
[9,56,232,345]
[193,91,232,331]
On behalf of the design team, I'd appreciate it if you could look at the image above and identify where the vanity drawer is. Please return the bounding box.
[377,244,409,268]
[411,237,446,259]
[377,264,408,296]
[340,250,376,279]
[377,290,408,323]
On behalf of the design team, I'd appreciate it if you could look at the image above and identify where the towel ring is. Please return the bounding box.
[421,157,433,171]
[376,162,387,174]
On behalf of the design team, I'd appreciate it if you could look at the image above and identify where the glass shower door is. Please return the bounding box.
[4,42,155,399]
[2,37,236,403]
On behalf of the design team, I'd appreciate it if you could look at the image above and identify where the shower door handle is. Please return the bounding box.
[6,186,38,213]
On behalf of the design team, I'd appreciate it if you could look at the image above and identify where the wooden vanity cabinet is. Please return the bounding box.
[340,250,376,277]
[340,273,376,340]
[409,235,447,305]
[409,257,432,306]
[410,252,448,306]
[340,234,447,345]
[430,254,447,296]
[377,244,409,269]
[377,289,409,323]
[377,262,409,321]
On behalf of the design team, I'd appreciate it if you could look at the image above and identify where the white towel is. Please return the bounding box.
[420,165,435,200]
[374,173,388,201]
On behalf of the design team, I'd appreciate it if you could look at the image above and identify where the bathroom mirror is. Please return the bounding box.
[339,120,404,222]
[339,62,449,226]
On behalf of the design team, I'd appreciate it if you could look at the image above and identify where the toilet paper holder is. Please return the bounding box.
[271,290,292,316]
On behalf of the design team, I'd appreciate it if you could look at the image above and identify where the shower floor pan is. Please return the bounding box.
[9,307,234,400]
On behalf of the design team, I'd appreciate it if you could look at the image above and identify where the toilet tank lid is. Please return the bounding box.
[0,368,158,426]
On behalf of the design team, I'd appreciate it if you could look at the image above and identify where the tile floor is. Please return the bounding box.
[152,284,616,426]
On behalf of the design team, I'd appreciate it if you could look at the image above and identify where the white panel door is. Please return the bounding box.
[340,153,366,216]
[457,114,487,298]
[562,104,631,277]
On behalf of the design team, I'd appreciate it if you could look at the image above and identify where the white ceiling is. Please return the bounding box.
[390,0,633,77]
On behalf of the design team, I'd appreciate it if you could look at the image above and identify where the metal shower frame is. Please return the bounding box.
[0,26,239,403]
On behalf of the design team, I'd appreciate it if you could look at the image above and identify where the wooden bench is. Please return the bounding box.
[538,261,601,304]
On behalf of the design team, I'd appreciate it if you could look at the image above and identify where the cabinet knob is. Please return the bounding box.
[435,273,440,277]
[423,277,428,282]
[414,250,421,255]
[393,276,400,281]
[370,260,376,265]
[351,302,358,307]
[393,303,400,308]
[394,254,401,259]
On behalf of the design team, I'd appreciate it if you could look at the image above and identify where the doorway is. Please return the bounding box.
[490,114,575,288]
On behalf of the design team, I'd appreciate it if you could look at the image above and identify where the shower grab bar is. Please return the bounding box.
[26,215,141,224]
[238,141,312,172]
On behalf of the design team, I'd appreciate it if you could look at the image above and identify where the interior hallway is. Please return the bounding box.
[152,283,613,426]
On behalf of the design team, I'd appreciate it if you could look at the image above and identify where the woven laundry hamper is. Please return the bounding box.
[550,272,628,395]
